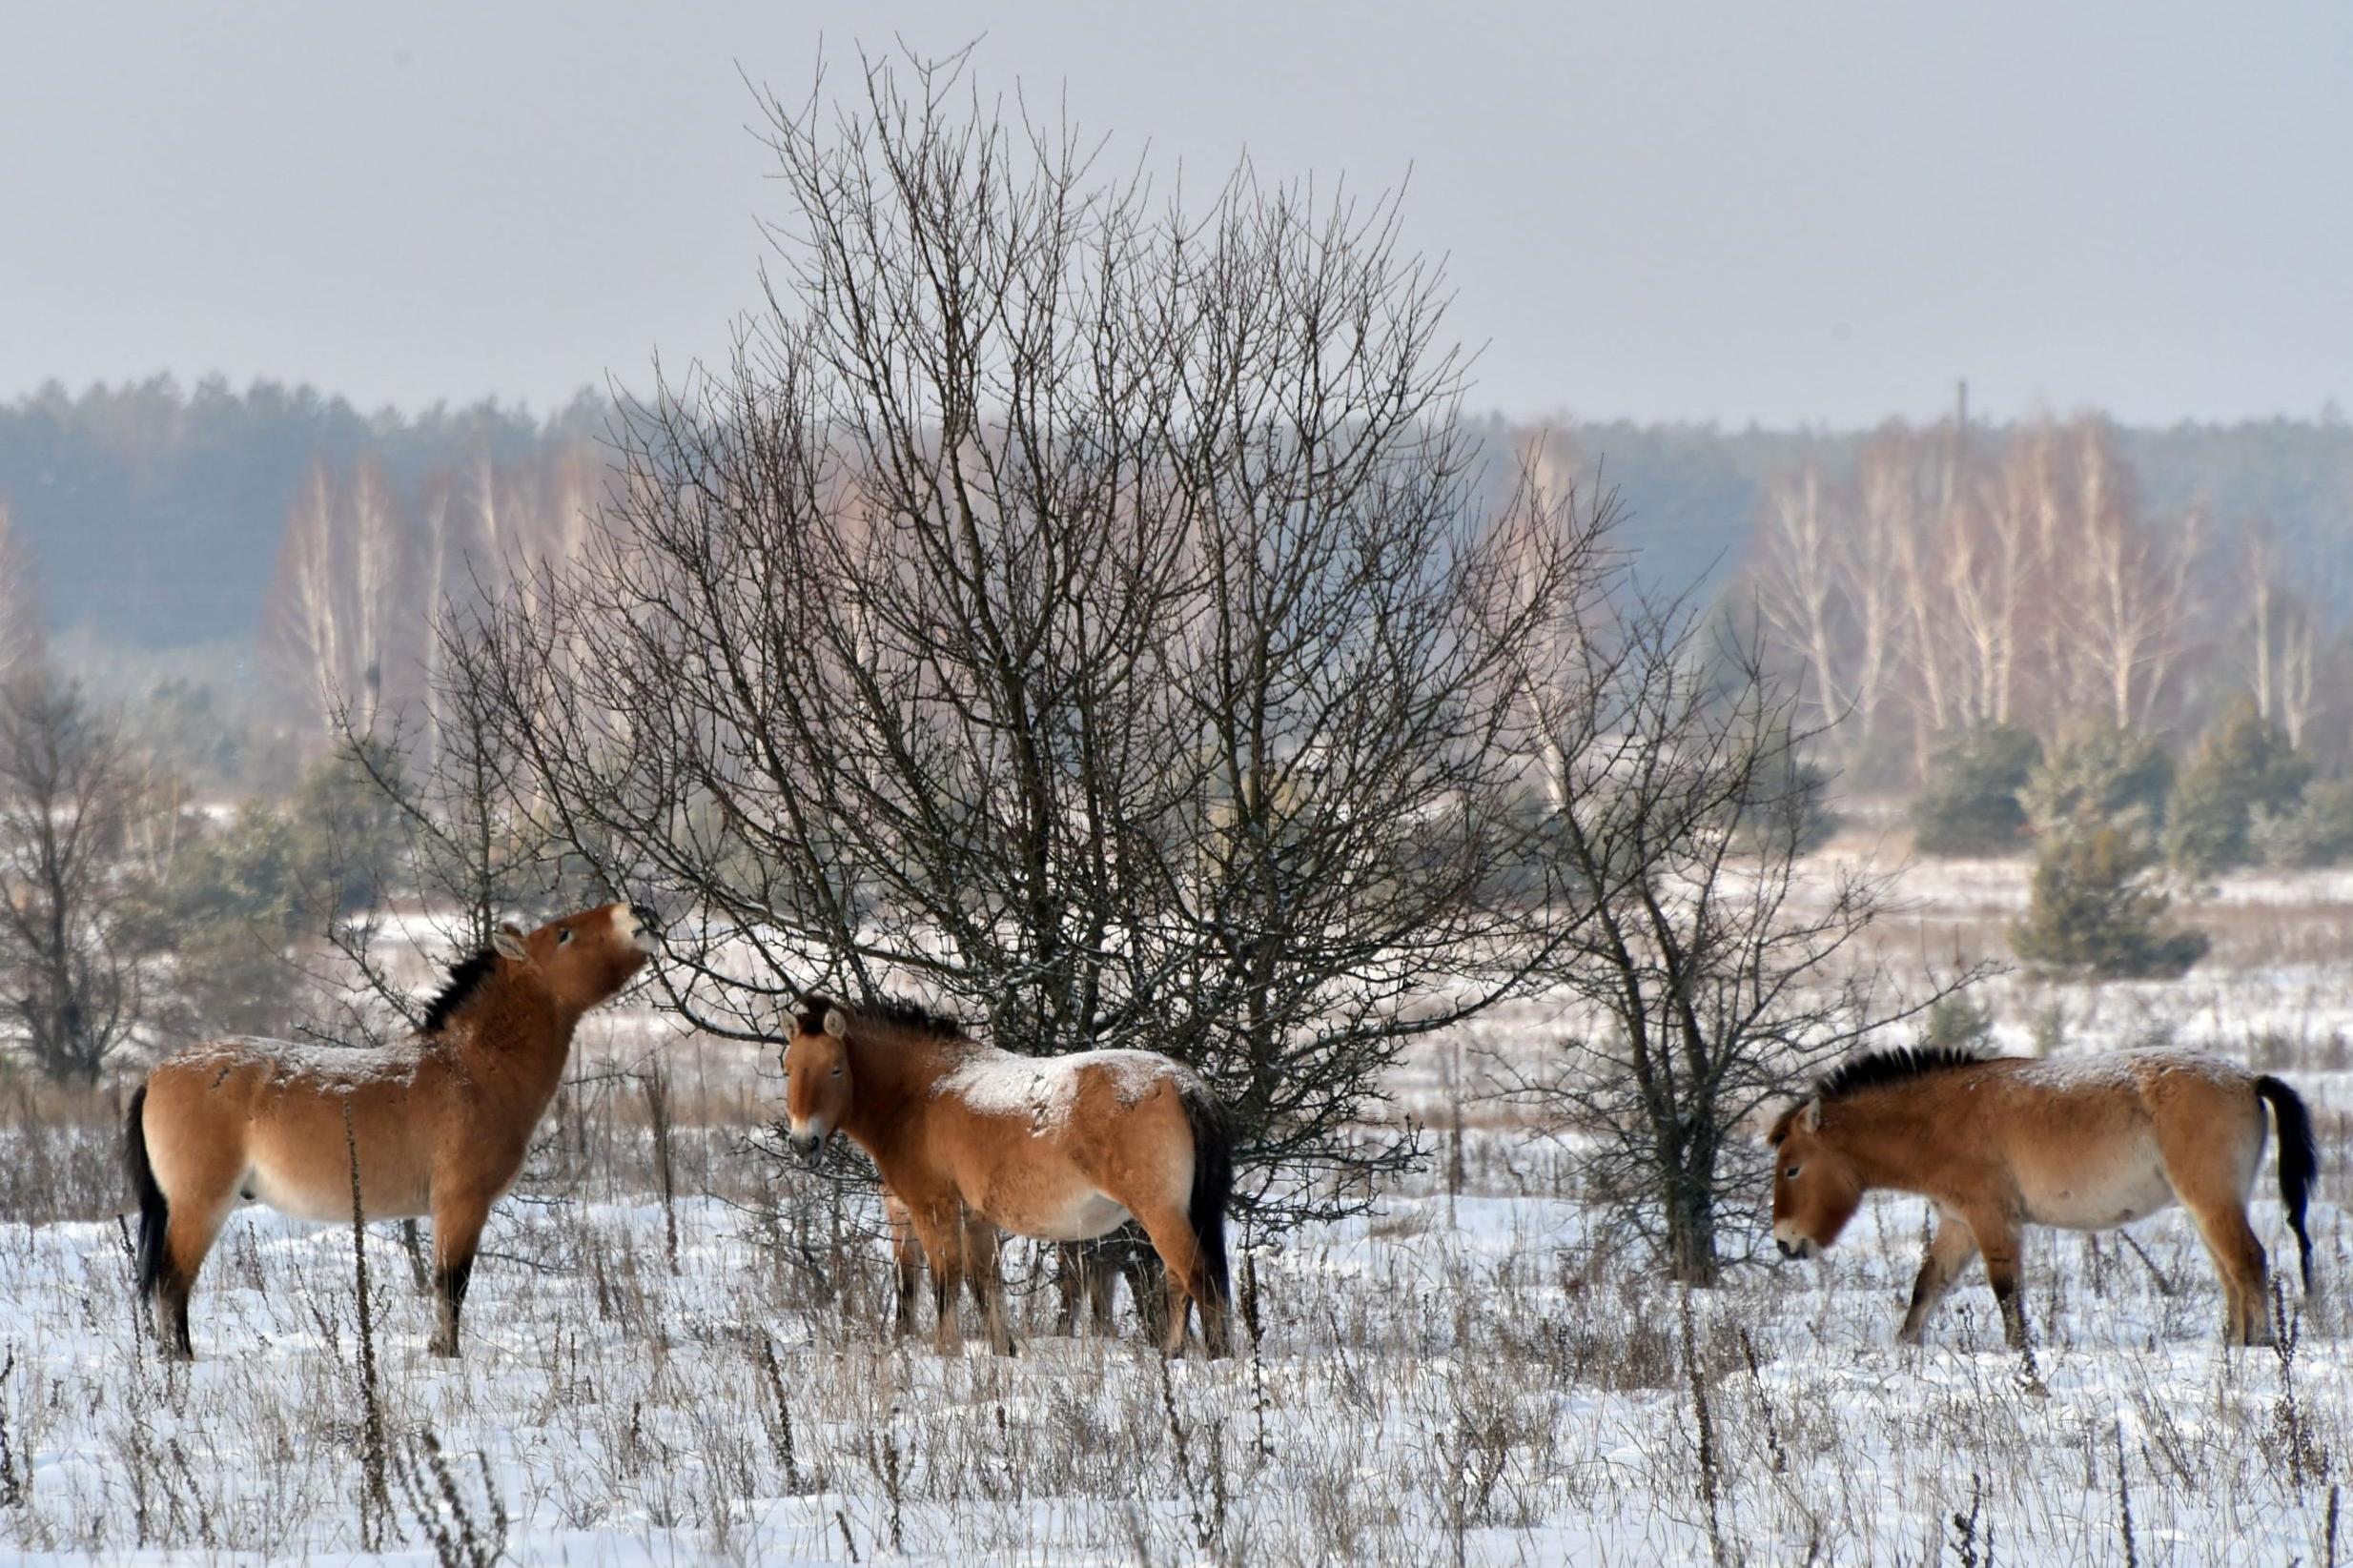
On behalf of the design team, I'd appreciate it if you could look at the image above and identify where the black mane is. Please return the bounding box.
[794,992,967,1039]
[421,950,499,1034]
[1813,1044,1996,1104]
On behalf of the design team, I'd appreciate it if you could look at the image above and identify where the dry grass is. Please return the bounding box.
[3,865,2352,1562]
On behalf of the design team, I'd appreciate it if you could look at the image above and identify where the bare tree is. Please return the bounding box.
[438,51,1599,1228]
[2050,419,2200,731]
[0,500,40,680]
[265,456,416,735]
[0,670,149,1082]
[1503,597,1983,1284]
[1754,460,1849,740]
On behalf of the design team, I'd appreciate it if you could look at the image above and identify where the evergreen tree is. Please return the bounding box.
[1912,724,2041,856]
[2019,722,2173,840]
[2011,825,2208,979]
[2251,776,2353,868]
[2164,700,2308,875]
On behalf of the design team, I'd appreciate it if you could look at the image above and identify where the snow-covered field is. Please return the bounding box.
[1,855,2348,1565]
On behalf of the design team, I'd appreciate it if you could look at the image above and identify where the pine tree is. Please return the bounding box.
[2164,700,2307,876]
[1912,725,2041,856]
[2010,825,2208,979]
[2019,722,2172,840]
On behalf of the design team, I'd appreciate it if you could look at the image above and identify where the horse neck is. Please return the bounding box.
[839,1024,958,1159]
[1825,1089,1957,1194]
[449,981,577,1097]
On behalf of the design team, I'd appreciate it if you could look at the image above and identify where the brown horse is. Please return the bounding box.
[1766,1045,2318,1348]
[783,995,1232,1356]
[126,902,658,1358]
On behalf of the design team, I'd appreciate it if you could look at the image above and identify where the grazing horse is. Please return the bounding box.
[126,903,658,1358]
[783,995,1232,1356]
[1766,1045,2318,1348]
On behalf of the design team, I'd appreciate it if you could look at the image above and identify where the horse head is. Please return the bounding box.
[782,996,853,1165]
[1761,1097,1863,1260]
[489,902,660,1023]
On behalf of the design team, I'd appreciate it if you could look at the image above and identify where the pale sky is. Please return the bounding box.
[4,3,2349,427]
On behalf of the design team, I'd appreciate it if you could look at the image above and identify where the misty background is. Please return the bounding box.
[3,6,2351,788]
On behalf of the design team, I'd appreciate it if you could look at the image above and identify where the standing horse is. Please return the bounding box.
[1766,1045,2318,1347]
[783,995,1233,1356]
[126,902,658,1358]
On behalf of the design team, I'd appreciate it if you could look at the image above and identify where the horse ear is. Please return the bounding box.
[822,1007,848,1040]
[1747,1094,1818,1146]
[1745,1097,1796,1147]
[492,923,530,963]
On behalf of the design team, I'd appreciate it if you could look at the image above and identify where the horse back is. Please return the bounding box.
[921,1049,1203,1240]
[1966,1052,2268,1228]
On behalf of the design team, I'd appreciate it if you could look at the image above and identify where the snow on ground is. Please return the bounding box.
[1,855,2349,1564]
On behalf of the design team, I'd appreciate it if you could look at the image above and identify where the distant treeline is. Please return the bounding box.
[4,378,2351,769]
[0,377,608,648]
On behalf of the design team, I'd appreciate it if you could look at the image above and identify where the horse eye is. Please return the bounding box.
[558,927,573,945]
[1784,1165,1801,1180]
[830,1064,843,1077]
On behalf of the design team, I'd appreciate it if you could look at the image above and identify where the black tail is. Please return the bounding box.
[2257,1074,2319,1293]
[125,1084,169,1300]
[1180,1085,1234,1314]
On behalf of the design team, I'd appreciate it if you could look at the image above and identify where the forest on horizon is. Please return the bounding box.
[3,374,2353,793]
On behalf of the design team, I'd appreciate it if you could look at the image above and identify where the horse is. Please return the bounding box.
[1765,1044,2318,1348]
[783,995,1233,1356]
[125,902,659,1359]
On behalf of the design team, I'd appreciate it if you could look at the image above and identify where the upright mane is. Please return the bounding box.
[795,992,968,1041]
[1813,1044,1996,1104]
[421,951,499,1035]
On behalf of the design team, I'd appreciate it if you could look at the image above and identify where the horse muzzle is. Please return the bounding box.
[625,903,663,954]
[1776,1236,1819,1261]
[787,1126,832,1166]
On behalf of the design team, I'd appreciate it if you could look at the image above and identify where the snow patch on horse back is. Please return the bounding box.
[933,1046,1191,1134]
[173,1035,427,1090]
[2011,1048,2254,1093]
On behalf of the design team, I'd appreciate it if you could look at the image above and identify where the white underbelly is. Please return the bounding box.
[243,1160,428,1225]
[1033,1191,1133,1242]
[2024,1167,2176,1232]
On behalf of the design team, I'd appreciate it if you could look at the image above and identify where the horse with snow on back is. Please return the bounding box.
[126,903,659,1358]
[1765,1045,2317,1348]
[783,995,1233,1356]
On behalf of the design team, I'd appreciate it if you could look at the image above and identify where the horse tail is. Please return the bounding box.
[2256,1074,2318,1293]
[1178,1083,1234,1313]
[126,1083,170,1300]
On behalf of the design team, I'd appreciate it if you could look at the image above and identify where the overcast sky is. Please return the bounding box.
[4,4,2348,428]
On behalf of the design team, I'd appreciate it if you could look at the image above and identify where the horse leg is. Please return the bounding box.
[155,1195,232,1361]
[428,1193,490,1358]
[1088,1241,1118,1335]
[1897,1212,1980,1346]
[960,1215,1016,1356]
[903,1202,966,1356]
[2161,1124,2276,1347]
[1131,1202,1222,1356]
[1053,1241,1083,1335]
[2184,1197,2273,1347]
[887,1201,923,1339]
[1969,1213,2031,1349]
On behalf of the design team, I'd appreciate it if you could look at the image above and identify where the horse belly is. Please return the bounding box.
[997,1187,1132,1242]
[2021,1151,2175,1232]
[245,1147,430,1224]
